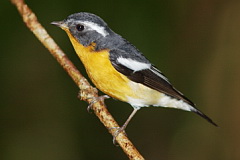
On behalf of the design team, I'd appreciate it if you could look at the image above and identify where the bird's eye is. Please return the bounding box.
[76,24,84,31]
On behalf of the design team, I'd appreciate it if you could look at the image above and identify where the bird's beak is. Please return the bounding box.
[51,21,68,30]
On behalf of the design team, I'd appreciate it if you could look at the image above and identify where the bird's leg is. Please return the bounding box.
[112,107,139,144]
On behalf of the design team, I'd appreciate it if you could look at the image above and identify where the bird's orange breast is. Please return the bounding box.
[65,30,135,102]
[64,30,163,107]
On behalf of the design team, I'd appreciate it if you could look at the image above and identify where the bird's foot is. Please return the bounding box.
[87,95,110,112]
[109,126,127,145]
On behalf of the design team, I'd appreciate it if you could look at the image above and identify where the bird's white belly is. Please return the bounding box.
[127,81,193,111]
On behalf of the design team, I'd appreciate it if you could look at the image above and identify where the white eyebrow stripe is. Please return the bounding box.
[80,21,109,37]
[117,57,151,71]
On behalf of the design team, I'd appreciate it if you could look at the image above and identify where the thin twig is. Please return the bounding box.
[10,0,144,159]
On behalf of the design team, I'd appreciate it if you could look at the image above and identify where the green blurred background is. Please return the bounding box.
[1,0,239,159]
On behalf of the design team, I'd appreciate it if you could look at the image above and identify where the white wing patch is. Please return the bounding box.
[80,21,109,37]
[117,57,151,71]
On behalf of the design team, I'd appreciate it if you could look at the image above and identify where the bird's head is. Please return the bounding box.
[51,12,112,47]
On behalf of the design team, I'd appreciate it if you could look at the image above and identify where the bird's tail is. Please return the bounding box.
[190,108,218,127]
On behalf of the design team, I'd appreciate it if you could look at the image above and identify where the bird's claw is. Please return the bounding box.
[109,127,127,145]
[87,95,110,112]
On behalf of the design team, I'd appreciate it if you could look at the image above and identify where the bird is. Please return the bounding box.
[51,12,217,137]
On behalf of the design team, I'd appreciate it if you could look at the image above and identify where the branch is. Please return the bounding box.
[10,0,144,159]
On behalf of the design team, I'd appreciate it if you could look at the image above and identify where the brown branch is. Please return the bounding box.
[10,0,144,159]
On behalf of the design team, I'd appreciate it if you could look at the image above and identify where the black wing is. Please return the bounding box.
[109,49,218,126]
[109,48,193,106]
[111,59,195,106]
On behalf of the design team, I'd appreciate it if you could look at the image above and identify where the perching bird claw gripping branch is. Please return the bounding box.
[10,0,144,159]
